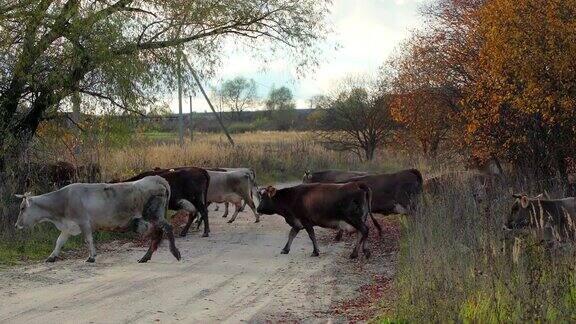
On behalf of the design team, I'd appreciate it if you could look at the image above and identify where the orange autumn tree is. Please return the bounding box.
[388,0,484,158]
[465,0,576,176]
[391,0,576,176]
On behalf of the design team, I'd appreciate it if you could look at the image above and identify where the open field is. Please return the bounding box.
[101,131,423,183]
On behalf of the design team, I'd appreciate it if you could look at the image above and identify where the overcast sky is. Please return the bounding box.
[170,0,429,113]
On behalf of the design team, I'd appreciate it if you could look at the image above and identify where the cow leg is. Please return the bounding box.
[245,196,260,223]
[350,221,369,259]
[227,202,243,224]
[222,203,229,218]
[161,221,181,261]
[180,212,194,237]
[282,227,300,254]
[304,226,320,257]
[138,226,163,263]
[334,230,344,242]
[238,201,247,212]
[200,202,210,237]
[83,230,97,263]
[46,232,70,262]
[177,199,198,237]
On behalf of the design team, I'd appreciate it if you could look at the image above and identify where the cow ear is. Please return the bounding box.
[268,186,277,197]
[520,195,529,208]
[512,193,522,199]
[14,194,24,199]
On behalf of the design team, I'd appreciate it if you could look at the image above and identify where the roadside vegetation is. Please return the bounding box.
[388,179,576,322]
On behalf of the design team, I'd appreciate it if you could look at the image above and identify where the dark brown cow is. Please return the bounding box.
[27,161,77,188]
[336,169,423,215]
[302,170,368,184]
[121,167,211,237]
[257,183,381,259]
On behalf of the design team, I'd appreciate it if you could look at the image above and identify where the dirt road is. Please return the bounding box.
[0,183,397,323]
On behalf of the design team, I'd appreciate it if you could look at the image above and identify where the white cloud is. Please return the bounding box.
[169,0,428,112]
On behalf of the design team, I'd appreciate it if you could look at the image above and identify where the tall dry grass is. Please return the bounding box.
[100,131,422,183]
[390,176,576,322]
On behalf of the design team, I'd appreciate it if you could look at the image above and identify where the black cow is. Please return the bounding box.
[121,167,211,237]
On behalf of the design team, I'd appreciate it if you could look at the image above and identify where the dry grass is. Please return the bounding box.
[389,177,576,322]
[100,131,422,183]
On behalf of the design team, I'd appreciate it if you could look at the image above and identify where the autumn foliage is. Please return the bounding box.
[390,0,576,176]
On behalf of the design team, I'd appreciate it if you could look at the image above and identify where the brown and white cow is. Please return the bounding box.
[15,176,181,263]
[302,170,368,184]
[256,183,381,259]
[506,194,576,242]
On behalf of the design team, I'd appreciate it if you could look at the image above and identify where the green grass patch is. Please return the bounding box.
[0,224,135,267]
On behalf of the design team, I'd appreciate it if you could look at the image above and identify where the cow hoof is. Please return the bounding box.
[254,219,260,223]
[364,250,371,259]
[179,232,187,237]
[137,258,149,263]
[281,249,289,254]
[45,256,57,263]
[173,250,182,261]
[202,233,209,237]
[86,257,96,263]
[227,219,234,224]
[311,251,320,257]
[349,253,358,259]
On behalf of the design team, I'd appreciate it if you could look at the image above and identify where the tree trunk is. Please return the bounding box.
[364,145,376,161]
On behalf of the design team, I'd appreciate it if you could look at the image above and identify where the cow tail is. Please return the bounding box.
[203,170,210,208]
[360,183,382,237]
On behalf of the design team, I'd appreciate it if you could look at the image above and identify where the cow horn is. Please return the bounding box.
[512,193,522,198]
[15,192,33,199]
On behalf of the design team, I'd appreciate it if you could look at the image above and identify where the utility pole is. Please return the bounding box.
[187,62,235,146]
[189,95,194,141]
[177,47,184,147]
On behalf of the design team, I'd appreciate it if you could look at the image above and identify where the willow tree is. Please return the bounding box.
[0,0,331,167]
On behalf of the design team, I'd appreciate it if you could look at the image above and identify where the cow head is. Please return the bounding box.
[302,170,312,183]
[506,194,543,230]
[14,192,39,229]
[256,186,277,215]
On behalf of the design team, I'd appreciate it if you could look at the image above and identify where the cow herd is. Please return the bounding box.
[13,164,576,264]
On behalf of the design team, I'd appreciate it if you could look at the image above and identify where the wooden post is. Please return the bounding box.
[187,64,235,146]
[189,95,194,141]
[177,47,184,147]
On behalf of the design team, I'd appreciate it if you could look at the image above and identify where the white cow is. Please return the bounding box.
[208,167,259,217]
[15,176,181,263]
[204,170,260,224]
